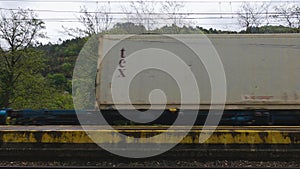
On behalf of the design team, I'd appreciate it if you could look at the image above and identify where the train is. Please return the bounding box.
[2,34,300,125]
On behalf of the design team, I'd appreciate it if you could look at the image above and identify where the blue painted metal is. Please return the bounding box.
[0,108,300,125]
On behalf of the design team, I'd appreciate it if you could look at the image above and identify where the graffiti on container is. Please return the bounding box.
[118,48,126,77]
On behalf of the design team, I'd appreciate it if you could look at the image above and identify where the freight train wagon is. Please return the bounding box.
[91,34,300,125]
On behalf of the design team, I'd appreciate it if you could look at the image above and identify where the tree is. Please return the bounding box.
[237,2,270,32]
[63,4,113,37]
[47,73,67,89]
[0,8,46,108]
[160,1,187,26]
[121,0,158,31]
[159,1,188,33]
[274,4,296,28]
[295,6,300,28]
[109,22,147,34]
[274,4,300,28]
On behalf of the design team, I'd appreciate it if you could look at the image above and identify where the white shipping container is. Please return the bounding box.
[96,34,300,110]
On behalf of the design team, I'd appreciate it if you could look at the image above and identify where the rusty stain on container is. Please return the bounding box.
[294,93,299,100]
[282,92,288,101]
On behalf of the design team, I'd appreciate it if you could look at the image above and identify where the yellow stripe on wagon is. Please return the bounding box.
[0,126,298,144]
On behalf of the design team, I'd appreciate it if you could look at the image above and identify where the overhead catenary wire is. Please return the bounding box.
[0,7,293,15]
[0,0,298,31]
[0,6,294,25]
[3,15,293,21]
[3,15,295,23]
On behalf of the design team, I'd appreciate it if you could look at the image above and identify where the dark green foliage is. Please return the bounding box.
[0,9,47,108]
[47,73,67,88]
[0,8,74,110]
[39,37,87,58]
[106,22,238,35]
[108,22,147,34]
[239,26,300,33]
[38,37,87,78]
[153,25,237,34]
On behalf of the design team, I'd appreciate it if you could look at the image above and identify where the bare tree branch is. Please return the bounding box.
[237,2,270,31]
[273,3,300,28]
[160,1,187,27]
[62,4,113,37]
[121,0,158,31]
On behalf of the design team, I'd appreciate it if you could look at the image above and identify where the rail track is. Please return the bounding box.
[0,157,300,168]
[0,163,298,169]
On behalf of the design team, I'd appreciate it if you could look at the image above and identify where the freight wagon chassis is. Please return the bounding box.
[2,109,300,125]
[101,109,300,126]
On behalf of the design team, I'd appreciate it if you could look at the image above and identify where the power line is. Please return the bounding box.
[0,4,296,28]
[1,18,238,22]
[5,15,290,22]
[0,7,288,15]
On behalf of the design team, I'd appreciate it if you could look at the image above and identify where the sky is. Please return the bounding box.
[0,0,299,44]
